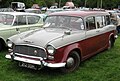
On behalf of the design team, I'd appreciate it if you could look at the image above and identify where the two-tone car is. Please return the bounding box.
[0,12,43,51]
[6,11,117,73]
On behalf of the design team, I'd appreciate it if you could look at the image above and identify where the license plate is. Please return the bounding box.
[19,62,37,70]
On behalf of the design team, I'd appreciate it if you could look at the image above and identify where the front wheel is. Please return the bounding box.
[60,51,80,73]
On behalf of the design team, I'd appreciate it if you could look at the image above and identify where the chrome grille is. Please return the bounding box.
[14,45,47,58]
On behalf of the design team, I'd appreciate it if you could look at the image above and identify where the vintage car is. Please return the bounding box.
[6,11,117,73]
[0,12,43,51]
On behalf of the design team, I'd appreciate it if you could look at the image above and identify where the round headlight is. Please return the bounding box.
[46,45,55,55]
[7,40,13,48]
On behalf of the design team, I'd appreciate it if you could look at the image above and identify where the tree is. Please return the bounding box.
[0,0,120,9]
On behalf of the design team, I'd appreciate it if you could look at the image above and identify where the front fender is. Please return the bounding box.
[55,43,81,63]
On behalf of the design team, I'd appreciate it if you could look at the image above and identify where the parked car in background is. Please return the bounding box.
[45,8,63,16]
[41,7,48,11]
[25,8,42,14]
[6,11,117,73]
[0,12,43,51]
[0,8,14,12]
[50,6,57,9]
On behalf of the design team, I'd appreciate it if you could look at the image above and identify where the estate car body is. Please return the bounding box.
[6,11,117,73]
[0,12,43,51]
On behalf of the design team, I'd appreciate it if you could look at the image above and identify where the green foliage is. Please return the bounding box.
[0,0,120,8]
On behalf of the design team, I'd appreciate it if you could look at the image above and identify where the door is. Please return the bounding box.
[10,15,28,36]
[83,16,101,57]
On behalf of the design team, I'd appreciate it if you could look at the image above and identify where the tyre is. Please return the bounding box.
[60,51,80,73]
[0,42,2,52]
[108,37,114,50]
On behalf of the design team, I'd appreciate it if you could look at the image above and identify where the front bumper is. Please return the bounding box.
[5,54,66,68]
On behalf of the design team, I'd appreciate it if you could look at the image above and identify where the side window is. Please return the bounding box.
[27,15,40,25]
[86,17,96,30]
[96,16,105,28]
[105,15,110,25]
[14,15,26,26]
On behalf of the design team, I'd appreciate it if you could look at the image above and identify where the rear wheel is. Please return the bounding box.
[60,51,80,73]
[108,37,114,50]
[0,42,2,52]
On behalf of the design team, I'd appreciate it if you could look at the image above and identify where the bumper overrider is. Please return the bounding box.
[5,53,66,68]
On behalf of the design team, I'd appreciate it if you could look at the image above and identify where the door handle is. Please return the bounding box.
[16,28,20,31]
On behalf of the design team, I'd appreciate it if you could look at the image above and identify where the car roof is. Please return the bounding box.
[49,10,110,17]
[0,12,43,16]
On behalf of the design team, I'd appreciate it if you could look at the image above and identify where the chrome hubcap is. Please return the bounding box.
[66,57,74,68]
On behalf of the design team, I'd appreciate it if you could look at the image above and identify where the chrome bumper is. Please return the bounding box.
[5,54,66,68]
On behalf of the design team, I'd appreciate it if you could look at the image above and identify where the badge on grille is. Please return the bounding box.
[34,50,38,55]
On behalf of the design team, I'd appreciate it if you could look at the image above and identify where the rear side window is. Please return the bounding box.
[86,17,96,30]
[96,16,105,28]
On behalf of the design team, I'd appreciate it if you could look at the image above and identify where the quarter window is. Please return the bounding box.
[86,17,96,30]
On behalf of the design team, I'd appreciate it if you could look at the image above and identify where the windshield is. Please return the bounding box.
[0,14,14,25]
[43,16,84,30]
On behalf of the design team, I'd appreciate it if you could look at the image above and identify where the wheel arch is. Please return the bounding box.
[0,37,7,49]
[70,48,81,61]
[109,33,115,43]
[61,43,82,62]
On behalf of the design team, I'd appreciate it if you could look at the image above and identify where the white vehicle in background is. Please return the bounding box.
[50,6,57,9]
[11,2,25,11]
[0,12,43,51]
[41,7,48,11]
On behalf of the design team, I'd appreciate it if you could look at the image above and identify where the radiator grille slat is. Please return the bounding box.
[14,45,47,58]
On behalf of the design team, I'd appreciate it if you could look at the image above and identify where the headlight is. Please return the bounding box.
[7,40,13,48]
[46,45,55,55]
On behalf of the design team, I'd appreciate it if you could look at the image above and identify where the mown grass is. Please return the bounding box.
[0,36,120,81]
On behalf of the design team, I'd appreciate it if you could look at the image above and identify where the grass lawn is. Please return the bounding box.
[0,36,120,81]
